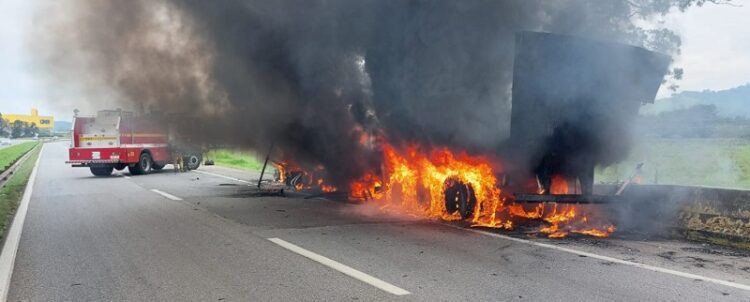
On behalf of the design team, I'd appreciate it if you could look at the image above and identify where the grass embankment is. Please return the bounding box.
[0,144,41,240]
[0,142,39,173]
[205,149,265,172]
[596,138,750,189]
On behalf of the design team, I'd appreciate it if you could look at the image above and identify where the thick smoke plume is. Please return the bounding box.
[34,0,687,186]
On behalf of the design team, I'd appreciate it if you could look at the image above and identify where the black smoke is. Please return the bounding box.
[33,0,684,186]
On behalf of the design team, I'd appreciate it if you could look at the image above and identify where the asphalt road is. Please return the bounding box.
[7,142,750,301]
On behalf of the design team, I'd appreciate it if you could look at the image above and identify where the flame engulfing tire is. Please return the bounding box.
[287,171,306,190]
[443,177,477,220]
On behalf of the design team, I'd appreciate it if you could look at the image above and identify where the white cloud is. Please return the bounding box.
[0,0,62,119]
[663,2,750,94]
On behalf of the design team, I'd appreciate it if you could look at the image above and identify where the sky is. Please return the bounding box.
[658,1,750,97]
[0,1,748,121]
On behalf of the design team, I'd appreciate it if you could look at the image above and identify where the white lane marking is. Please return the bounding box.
[150,189,183,201]
[444,224,750,292]
[0,144,44,302]
[193,170,251,184]
[267,238,410,296]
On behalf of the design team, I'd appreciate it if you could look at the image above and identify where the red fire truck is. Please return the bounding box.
[67,110,202,176]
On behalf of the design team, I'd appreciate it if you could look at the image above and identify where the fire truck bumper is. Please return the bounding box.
[66,159,122,167]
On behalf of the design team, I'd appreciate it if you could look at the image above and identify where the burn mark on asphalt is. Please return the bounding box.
[658,251,677,260]
[680,247,750,258]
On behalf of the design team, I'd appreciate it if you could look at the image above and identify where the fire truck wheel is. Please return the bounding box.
[129,152,153,175]
[90,166,114,176]
[185,154,202,170]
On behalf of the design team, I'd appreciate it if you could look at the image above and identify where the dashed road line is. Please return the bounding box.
[151,189,183,201]
[443,223,750,292]
[192,170,251,184]
[267,238,410,296]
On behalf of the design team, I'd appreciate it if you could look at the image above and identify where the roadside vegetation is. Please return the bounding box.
[205,148,265,172]
[0,144,41,240]
[597,138,750,189]
[1,142,39,173]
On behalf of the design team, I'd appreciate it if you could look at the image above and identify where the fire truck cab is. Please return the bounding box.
[67,110,201,176]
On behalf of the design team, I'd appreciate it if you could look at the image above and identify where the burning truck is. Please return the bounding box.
[269,32,670,238]
[507,31,669,200]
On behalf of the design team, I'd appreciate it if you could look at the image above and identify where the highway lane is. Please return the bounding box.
[8,142,392,301]
[7,141,750,301]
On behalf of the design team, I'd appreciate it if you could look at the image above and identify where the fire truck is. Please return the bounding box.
[67,110,202,176]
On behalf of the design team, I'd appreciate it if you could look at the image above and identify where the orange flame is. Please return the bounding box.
[350,143,507,227]
[550,175,569,194]
[274,162,338,193]
[348,144,616,238]
[273,161,287,183]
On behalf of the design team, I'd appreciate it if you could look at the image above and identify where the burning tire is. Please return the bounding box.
[288,171,305,190]
[443,177,477,219]
[128,152,152,175]
[89,166,113,176]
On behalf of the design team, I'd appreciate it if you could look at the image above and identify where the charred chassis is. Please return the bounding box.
[442,32,668,215]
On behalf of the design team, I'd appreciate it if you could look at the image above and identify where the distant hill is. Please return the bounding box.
[54,120,72,132]
[640,84,750,118]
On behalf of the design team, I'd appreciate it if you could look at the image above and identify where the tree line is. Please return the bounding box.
[637,104,750,139]
[0,112,39,138]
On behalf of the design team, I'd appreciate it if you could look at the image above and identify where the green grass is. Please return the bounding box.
[0,144,41,240]
[205,149,265,172]
[0,142,39,173]
[596,138,750,189]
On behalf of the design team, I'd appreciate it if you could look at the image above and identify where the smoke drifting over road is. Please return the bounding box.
[35,0,684,186]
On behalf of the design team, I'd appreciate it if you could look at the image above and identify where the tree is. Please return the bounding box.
[0,112,5,138]
[9,120,38,138]
[11,120,24,139]
[27,122,39,138]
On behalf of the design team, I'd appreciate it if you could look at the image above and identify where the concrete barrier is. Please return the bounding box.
[620,185,750,249]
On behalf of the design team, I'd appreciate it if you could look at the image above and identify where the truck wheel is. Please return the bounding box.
[90,166,114,176]
[444,178,477,220]
[114,163,127,171]
[185,154,202,170]
[128,152,152,175]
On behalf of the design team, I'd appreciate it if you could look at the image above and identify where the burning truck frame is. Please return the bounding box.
[265,31,671,239]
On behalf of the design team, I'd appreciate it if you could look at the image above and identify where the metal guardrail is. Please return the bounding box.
[0,145,38,191]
